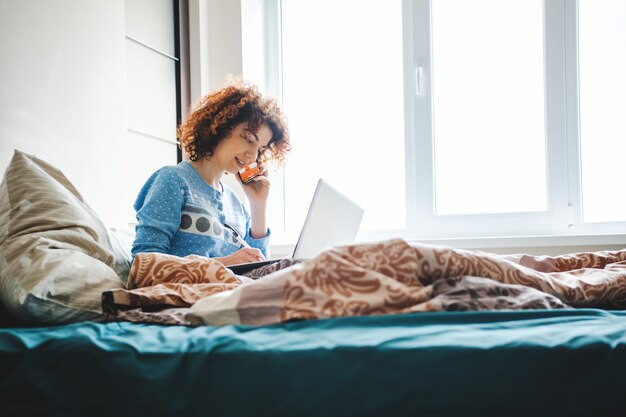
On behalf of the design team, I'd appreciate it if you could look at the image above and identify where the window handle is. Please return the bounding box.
[415,66,424,96]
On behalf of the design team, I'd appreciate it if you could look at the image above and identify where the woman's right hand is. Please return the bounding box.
[215,248,266,266]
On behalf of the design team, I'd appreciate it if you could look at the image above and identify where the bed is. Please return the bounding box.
[2,151,626,416]
[2,309,626,416]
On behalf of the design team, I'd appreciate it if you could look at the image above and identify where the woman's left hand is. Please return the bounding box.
[239,160,270,206]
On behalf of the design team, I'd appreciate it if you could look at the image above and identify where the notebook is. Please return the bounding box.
[228,179,364,275]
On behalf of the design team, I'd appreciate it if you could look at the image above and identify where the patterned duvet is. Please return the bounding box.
[103,239,626,326]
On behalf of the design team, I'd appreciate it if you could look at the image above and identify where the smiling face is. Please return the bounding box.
[213,122,273,174]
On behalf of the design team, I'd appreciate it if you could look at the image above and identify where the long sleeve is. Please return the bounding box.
[131,168,185,257]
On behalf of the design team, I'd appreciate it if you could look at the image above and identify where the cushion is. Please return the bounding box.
[0,150,125,324]
[108,227,134,286]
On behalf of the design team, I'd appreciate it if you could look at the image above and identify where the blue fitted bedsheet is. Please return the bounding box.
[2,309,626,417]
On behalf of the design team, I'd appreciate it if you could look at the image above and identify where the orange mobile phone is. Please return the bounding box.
[238,162,260,184]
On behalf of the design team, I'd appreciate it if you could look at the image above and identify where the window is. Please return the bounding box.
[280,0,405,234]
[578,0,626,223]
[242,0,626,243]
[431,0,546,216]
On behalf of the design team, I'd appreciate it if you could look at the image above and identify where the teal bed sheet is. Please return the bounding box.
[1,309,626,417]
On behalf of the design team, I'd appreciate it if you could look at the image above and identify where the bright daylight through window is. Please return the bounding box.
[578,0,626,223]
[280,0,406,234]
[242,0,626,242]
[432,0,546,215]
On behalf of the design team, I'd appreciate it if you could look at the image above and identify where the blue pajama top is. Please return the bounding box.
[131,161,270,259]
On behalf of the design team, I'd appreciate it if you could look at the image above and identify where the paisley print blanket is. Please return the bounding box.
[102,239,626,326]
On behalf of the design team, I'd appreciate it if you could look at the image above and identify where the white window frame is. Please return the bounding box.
[407,0,571,239]
[243,0,626,249]
[562,0,626,236]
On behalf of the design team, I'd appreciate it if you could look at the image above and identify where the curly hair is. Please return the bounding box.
[178,81,290,166]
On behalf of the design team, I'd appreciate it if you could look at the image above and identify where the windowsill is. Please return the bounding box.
[270,232,626,258]
[408,232,626,250]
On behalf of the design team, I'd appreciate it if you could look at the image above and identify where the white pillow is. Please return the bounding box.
[0,150,125,324]
[108,227,134,286]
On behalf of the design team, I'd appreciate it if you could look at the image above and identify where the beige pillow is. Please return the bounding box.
[0,150,125,324]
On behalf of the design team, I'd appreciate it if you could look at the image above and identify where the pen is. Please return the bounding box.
[223,223,252,249]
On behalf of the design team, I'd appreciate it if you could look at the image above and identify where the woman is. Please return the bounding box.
[131,81,290,267]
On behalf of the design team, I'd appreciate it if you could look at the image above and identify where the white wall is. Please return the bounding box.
[124,0,179,227]
[189,0,243,102]
[0,0,178,229]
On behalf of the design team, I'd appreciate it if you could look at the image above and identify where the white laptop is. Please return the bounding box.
[229,179,364,275]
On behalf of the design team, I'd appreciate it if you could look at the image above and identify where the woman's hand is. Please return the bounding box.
[239,160,270,206]
[215,248,266,266]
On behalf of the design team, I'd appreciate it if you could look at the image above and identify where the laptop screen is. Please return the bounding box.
[292,179,364,259]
